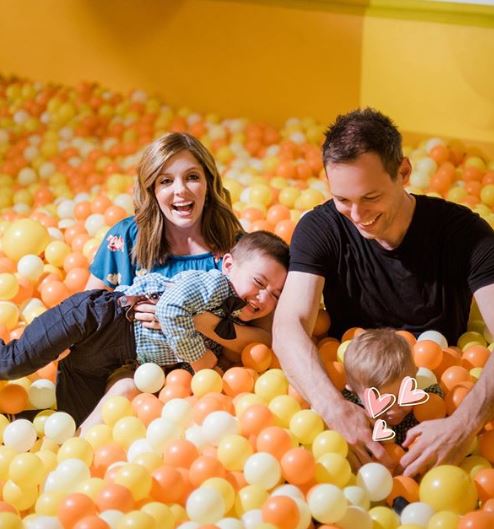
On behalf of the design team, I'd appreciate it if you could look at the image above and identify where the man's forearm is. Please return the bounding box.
[452,350,494,432]
[273,319,345,423]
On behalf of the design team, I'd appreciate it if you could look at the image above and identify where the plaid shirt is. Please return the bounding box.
[118,269,238,365]
[343,384,444,445]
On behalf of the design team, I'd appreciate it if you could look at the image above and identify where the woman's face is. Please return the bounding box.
[154,150,208,231]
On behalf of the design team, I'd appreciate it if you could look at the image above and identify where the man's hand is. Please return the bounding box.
[133,302,161,329]
[325,400,394,471]
[401,416,475,477]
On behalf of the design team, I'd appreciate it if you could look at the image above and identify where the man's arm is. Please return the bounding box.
[272,271,391,467]
[402,283,494,476]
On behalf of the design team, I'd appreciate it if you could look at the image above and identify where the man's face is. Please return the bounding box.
[326,152,411,246]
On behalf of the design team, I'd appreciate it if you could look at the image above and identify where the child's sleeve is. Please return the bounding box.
[155,271,231,364]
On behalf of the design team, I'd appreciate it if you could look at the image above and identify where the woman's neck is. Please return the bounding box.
[166,226,210,256]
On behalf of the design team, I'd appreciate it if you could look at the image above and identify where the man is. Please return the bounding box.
[273,108,494,476]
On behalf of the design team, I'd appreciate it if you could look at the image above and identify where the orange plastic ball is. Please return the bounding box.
[479,431,494,464]
[57,493,98,529]
[280,447,316,485]
[413,393,447,422]
[222,367,255,397]
[189,455,227,487]
[256,426,294,460]
[262,495,300,529]
[95,483,134,513]
[413,340,443,370]
[241,343,273,373]
[386,475,420,506]
[0,384,28,414]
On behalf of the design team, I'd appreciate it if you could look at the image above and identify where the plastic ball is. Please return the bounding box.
[0,273,19,300]
[202,411,239,445]
[3,419,37,452]
[419,465,477,514]
[44,412,76,443]
[29,379,57,409]
[101,396,134,427]
[400,501,435,526]
[255,369,289,401]
[243,452,282,489]
[312,430,348,458]
[343,486,370,510]
[289,409,324,445]
[315,452,352,488]
[146,417,182,452]
[2,219,50,261]
[0,302,20,330]
[57,438,94,466]
[417,330,448,348]
[17,254,43,282]
[113,463,152,502]
[112,416,146,449]
[186,486,226,524]
[336,505,372,529]
[217,434,254,471]
[8,452,44,486]
[356,463,393,502]
[191,369,223,396]
[133,363,165,393]
[307,483,347,524]
[261,495,299,529]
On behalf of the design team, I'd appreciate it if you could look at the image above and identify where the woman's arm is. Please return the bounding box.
[85,274,112,291]
[194,312,272,352]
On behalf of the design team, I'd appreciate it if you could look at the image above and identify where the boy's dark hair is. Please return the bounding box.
[231,231,289,270]
[322,108,403,179]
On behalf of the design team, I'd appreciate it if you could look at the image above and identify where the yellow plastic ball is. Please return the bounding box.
[0,301,19,330]
[191,369,223,396]
[114,463,152,501]
[0,273,19,300]
[217,434,253,471]
[0,513,22,529]
[8,452,44,486]
[368,506,400,529]
[289,409,325,445]
[235,484,269,515]
[57,437,94,466]
[312,430,349,459]
[3,479,38,511]
[268,395,301,428]
[315,452,352,487]
[254,369,289,401]
[427,511,460,529]
[112,416,146,449]
[141,502,175,529]
[419,464,477,514]
[2,219,50,261]
[203,476,236,512]
[44,240,71,268]
[101,395,135,427]
[82,423,113,449]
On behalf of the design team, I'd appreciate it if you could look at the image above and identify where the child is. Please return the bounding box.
[342,328,443,445]
[0,231,289,426]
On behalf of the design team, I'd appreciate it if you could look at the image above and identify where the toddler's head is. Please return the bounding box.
[222,231,289,321]
[344,328,416,425]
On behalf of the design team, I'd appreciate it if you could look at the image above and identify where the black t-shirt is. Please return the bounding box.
[290,195,494,344]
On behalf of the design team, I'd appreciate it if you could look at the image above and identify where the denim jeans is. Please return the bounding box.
[0,289,136,426]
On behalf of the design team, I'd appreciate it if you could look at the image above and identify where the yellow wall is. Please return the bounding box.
[0,0,492,150]
[0,0,363,126]
[361,12,494,148]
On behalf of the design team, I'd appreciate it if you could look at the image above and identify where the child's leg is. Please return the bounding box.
[79,376,139,436]
[0,290,108,379]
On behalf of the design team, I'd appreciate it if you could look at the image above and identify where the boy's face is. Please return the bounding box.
[222,252,287,321]
[357,365,415,426]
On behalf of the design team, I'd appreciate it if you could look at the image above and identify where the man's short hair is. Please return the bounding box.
[323,108,403,179]
[344,328,414,391]
[231,231,289,270]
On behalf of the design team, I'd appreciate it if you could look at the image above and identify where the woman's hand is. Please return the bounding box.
[133,302,161,329]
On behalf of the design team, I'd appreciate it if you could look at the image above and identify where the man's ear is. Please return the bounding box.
[399,157,412,185]
[222,253,234,274]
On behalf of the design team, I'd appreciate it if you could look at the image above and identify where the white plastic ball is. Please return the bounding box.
[400,501,435,526]
[17,254,44,280]
[161,398,193,427]
[56,200,74,219]
[216,517,244,529]
[28,379,56,409]
[24,515,62,529]
[134,363,165,394]
[84,214,106,236]
[417,330,448,349]
[3,418,37,452]
[99,510,125,528]
[272,484,305,500]
[307,483,347,524]
[185,424,208,450]
[343,485,371,509]
[356,463,393,502]
[201,411,239,445]
[293,497,312,529]
[44,412,76,443]
[241,509,262,529]
[243,452,281,489]
[47,227,64,241]
[186,486,225,523]
[53,458,90,490]
[127,438,156,462]
[18,168,38,185]
[415,367,438,390]
[146,417,182,451]
[176,523,200,529]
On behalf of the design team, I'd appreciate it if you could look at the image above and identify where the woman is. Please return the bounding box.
[87,132,272,345]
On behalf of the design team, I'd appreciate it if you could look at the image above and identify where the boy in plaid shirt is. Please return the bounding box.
[342,328,443,447]
[0,231,288,425]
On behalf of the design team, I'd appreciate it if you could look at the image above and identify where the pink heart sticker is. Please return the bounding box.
[364,387,397,419]
[398,376,430,407]
[372,419,396,442]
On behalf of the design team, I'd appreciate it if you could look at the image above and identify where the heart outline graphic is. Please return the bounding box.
[364,387,397,419]
[372,419,396,442]
[398,376,430,407]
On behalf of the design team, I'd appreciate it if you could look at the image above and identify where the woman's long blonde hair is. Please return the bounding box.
[133,132,244,270]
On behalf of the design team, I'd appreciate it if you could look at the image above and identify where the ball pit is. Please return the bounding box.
[0,75,493,528]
